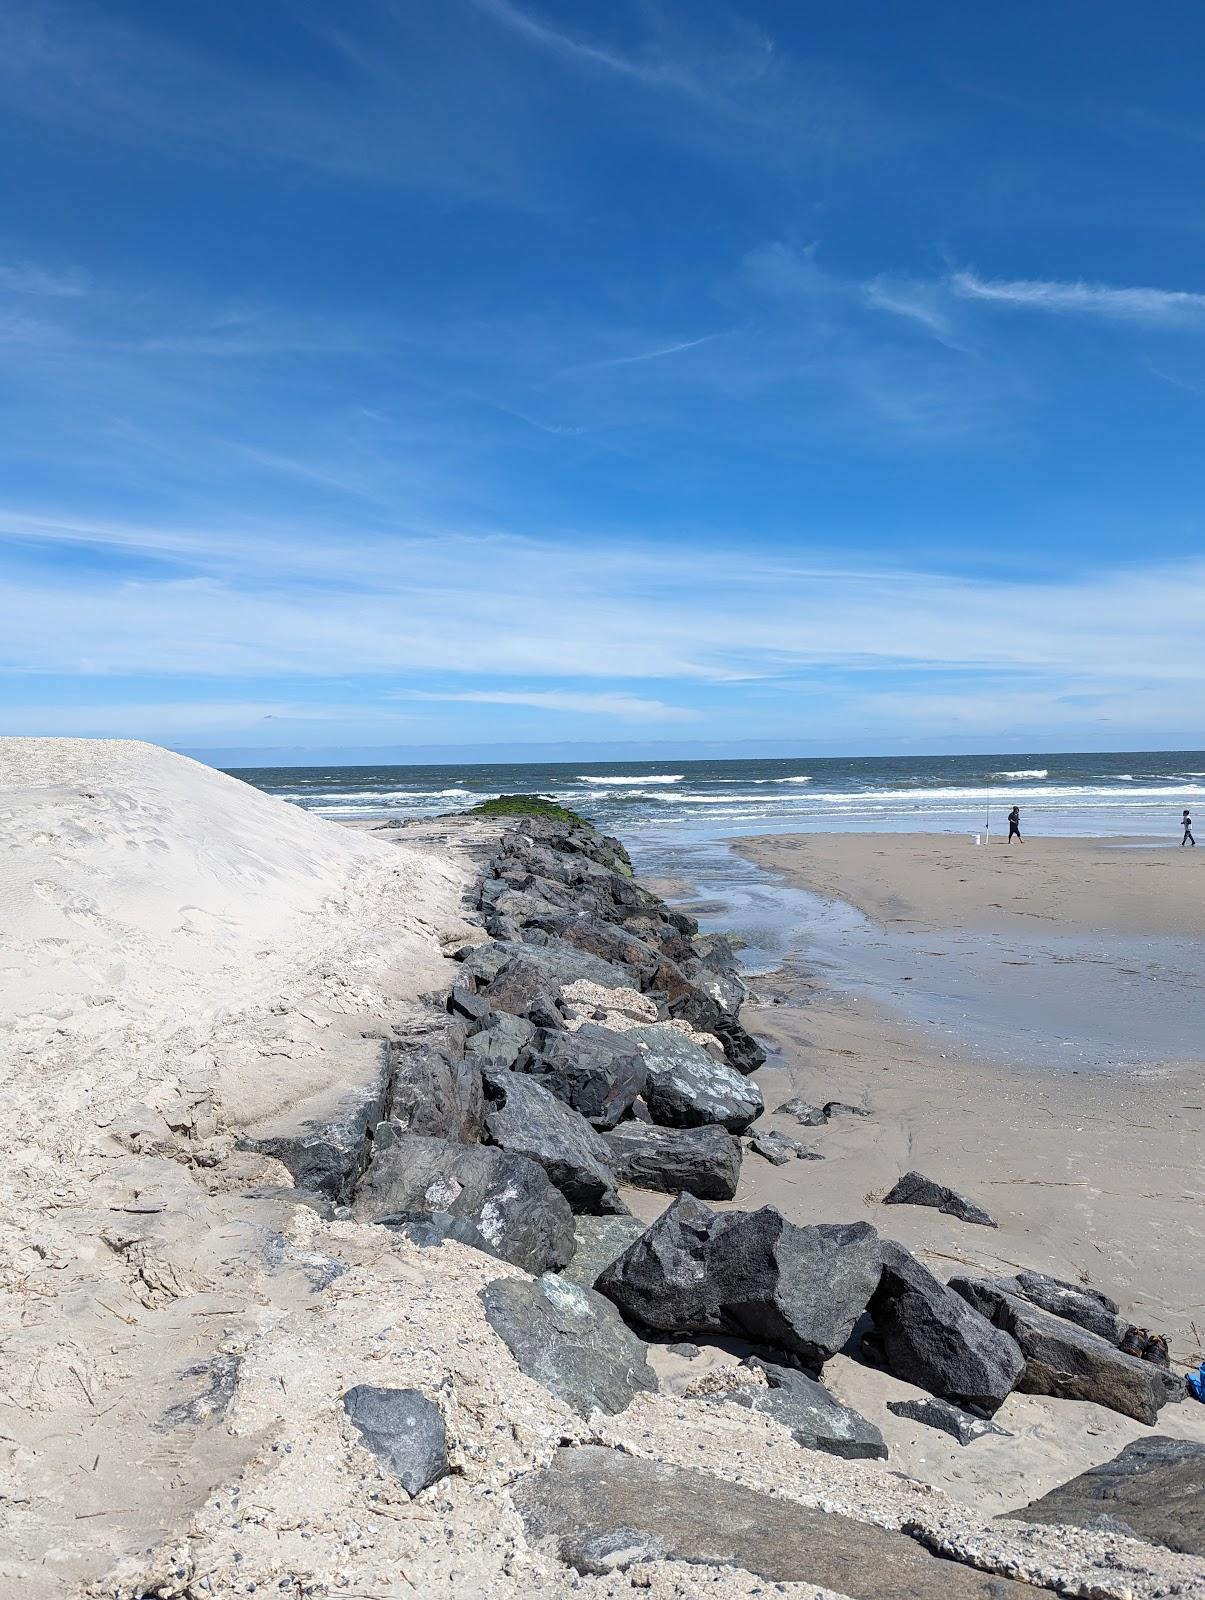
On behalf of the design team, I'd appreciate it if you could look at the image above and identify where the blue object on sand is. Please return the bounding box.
[1188,1363,1205,1402]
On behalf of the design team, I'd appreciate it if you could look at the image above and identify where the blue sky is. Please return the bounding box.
[2,0,1205,763]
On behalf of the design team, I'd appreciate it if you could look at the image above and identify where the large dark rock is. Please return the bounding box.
[949,1275,1180,1424]
[1007,1436,1205,1555]
[240,1040,391,1202]
[882,1170,996,1228]
[869,1243,1024,1417]
[524,913,663,986]
[721,1358,887,1460]
[1010,1270,1123,1342]
[513,1446,1042,1594]
[667,985,766,1074]
[480,1065,625,1215]
[481,1274,657,1418]
[341,1385,448,1496]
[386,1028,483,1144]
[351,1134,575,1274]
[603,1122,742,1201]
[887,1396,1011,1446]
[520,1024,647,1130]
[623,1024,763,1133]
[1004,1271,1168,1366]
[464,1012,536,1066]
[596,1195,881,1369]
[476,944,639,1016]
[560,1214,651,1289]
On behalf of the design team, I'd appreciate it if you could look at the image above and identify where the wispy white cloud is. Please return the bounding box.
[0,260,90,297]
[951,270,1205,327]
[406,689,696,719]
[579,333,724,370]
[469,0,773,107]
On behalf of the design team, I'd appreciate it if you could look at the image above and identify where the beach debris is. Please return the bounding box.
[869,1242,1024,1416]
[512,1445,1037,1593]
[518,1022,647,1129]
[887,1396,1011,1446]
[603,1121,743,1200]
[479,1063,627,1214]
[1008,1435,1205,1555]
[159,1355,241,1429]
[623,1023,763,1133]
[559,1214,651,1289]
[1188,1361,1205,1402]
[481,1273,657,1418]
[385,1025,483,1143]
[719,1356,887,1460]
[351,1132,575,1273]
[882,1171,997,1228]
[341,1385,449,1497]
[596,1193,881,1369]
[949,1273,1183,1424]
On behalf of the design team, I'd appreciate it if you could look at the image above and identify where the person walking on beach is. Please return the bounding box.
[1007,805,1023,844]
[1183,809,1196,847]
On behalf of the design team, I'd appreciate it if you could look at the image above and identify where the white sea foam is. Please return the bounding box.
[994,769,1048,779]
[578,774,683,785]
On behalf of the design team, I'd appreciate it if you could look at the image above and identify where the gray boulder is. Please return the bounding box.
[779,1098,828,1127]
[480,1065,625,1215]
[341,1386,448,1496]
[560,1214,651,1289]
[722,1357,887,1460]
[596,1194,881,1369]
[464,1012,535,1066]
[1009,1271,1168,1367]
[887,1396,1011,1445]
[473,944,638,1016]
[949,1275,1180,1424]
[513,1445,1039,1593]
[667,986,766,1074]
[623,1024,763,1133]
[386,1029,482,1143]
[749,1130,814,1165]
[882,1170,996,1228]
[520,1024,647,1130]
[352,1134,575,1274]
[869,1243,1024,1416]
[481,1274,657,1418]
[1011,1269,1123,1341]
[604,1122,742,1201]
[1007,1435,1205,1555]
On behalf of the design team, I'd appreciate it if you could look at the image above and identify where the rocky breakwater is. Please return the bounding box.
[323,811,1197,1595]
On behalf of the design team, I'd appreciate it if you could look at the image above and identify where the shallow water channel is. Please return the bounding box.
[629,831,1205,1074]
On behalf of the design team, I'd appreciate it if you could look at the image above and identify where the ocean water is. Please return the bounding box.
[235,750,1205,843]
[236,750,1205,1067]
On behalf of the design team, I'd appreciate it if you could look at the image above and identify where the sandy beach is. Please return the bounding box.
[714,832,1205,1503]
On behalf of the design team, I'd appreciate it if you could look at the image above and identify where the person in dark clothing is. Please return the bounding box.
[1182,809,1196,847]
[1007,806,1023,843]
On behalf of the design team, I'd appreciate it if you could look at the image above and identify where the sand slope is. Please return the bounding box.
[0,741,472,1595]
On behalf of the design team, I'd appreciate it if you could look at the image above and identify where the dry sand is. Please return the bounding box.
[3,758,1203,1600]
